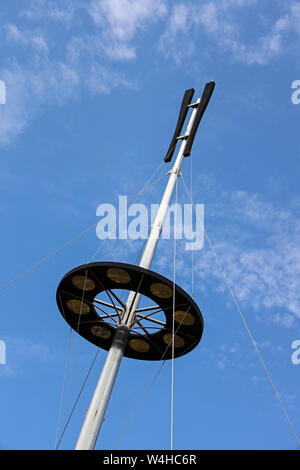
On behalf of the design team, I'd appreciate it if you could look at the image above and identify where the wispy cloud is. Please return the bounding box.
[0,58,80,144]
[141,174,300,327]
[193,185,300,324]
[20,0,79,25]
[0,9,135,145]
[159,1,300,65]
[85,0,168,61]
[0,335,56,377]
[158,4,196,64]
[88,0,167,41]
[4,23,48,55]
[1,0,168,145]
[1,0,300,145]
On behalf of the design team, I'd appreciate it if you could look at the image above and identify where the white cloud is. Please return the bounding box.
[159,1,300,65]
[1,0,300,145]
[166,3,190,34]
[0,58,79,145]
[195,190,300,323]
[20,0,78,24]
[0,335,57,377]
[154,175,300,327]
[85,63,133,94]
[102,42,137,61]
[87,0,168,61]
[0,65,35,145]
[273,313,295,328]
[0,9,137,146]
[0,55,134,145]
[158,4,195,64]
[5,23,48,55]
[220,0,255,6]
[194,2,219,34]
[88,0,167,41]
[1,0,169,144]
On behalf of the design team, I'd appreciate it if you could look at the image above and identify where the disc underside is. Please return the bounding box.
[56,261,204,361]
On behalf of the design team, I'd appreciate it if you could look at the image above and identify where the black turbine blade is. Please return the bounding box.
[164,88,195,162]
[183,81,215,157]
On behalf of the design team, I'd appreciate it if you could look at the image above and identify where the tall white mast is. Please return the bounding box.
[75,99,201,450]
[56,83,215,450]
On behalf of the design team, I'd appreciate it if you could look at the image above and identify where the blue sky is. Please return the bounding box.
[0,0,300,450]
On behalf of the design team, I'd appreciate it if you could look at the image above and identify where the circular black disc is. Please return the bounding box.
[56,261,204,361]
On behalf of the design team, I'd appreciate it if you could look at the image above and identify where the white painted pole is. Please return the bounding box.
[75,98,200,450]
[75,326,129,450]
[122,99,200,327]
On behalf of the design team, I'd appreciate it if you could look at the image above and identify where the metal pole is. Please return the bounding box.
[75,99,200,450]
[122,99,200,328]
[75,326,129,450]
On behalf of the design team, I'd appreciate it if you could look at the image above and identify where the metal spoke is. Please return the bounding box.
[97,313,119,319]
[60,289,121,324]
[88,271,126,311]
[136,308,164,319]
[92,302,112,316]
[135,304,160,313]
[134,318,152,337]
[94,298,123,311]
[94,274,125,310]
[135,314,165,327]
[78,319,116,327]
[97,289,121,319]
[105,288,126,310]
[61,290,108,316]
[92,304,119,324]
[133,326,163,331]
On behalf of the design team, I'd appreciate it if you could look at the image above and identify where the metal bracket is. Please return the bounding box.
[166,168,182,177]
[176,134,189,141]
[187,101,200,109]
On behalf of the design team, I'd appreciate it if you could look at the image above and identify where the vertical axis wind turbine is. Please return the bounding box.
[56,81,215,450]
